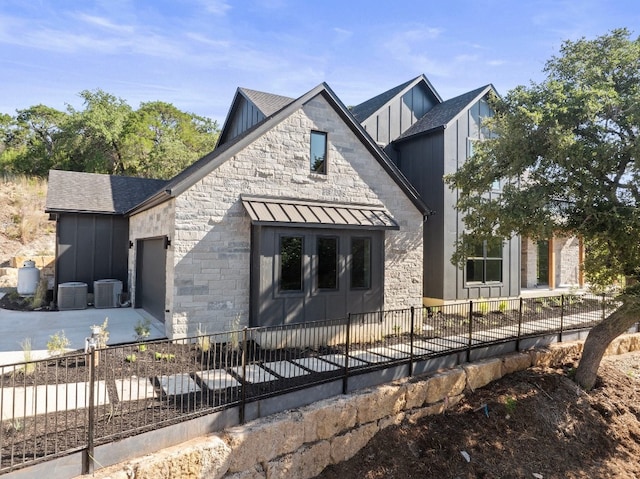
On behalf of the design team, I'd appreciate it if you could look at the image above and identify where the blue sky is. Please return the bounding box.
[1,0,637,124]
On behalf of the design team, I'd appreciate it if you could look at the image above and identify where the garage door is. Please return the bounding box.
[135,237,166,321]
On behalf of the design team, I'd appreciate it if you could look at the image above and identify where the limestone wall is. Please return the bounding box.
[81,333,640,479]
[169,94,424,337]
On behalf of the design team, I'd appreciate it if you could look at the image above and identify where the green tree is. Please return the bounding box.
[0,106,68,176]
[446,29,640,390]
[121,101,219,179]
[64,89,132,174]
[0,90,220,179]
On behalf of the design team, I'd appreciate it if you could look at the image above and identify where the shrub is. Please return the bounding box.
[47,330,70,356]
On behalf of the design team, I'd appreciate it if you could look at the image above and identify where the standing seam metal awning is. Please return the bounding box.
[241,195,399,230]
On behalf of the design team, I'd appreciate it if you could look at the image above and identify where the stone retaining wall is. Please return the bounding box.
[76,334,640,479]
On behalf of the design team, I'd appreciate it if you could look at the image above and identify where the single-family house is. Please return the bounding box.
[46,83,429,338]
[352,75,583,304]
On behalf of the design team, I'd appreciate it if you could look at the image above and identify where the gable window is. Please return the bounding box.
[279,236,303,291]
[317,236,338,290]
[310,130,327,174]
[350,237,371,289]
[466,238,502,283]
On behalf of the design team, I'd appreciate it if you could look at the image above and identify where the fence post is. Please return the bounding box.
[84,346,97,475]
[343,314,351,395]
[601,293,606,321]
[409,307,415,377]
[240,327,248,424]
[559,295,565,342]
[516,297,523,352]
[467,301,474,363]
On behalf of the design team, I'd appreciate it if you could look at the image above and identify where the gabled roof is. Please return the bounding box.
[217,87,294,146]
[350,74,442,123]
[397,84,495,141]
[130,83,432,217]
[45,170,168,215]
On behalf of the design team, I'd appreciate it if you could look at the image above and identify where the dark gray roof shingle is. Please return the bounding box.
[398,85,492,140]
[45,170,168,214]
[350,77,417,122]
[239,88,294,116]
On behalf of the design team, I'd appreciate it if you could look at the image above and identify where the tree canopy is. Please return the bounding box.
[446,28,640,389]
[0,90,220,179]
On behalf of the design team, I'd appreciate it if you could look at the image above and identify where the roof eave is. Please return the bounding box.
[44,207,122,216]
[442,84,495,130]
[125,189,173,216]
[394,124,446,144]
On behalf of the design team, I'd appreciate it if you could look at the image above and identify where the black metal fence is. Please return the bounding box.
[0,292,624,474]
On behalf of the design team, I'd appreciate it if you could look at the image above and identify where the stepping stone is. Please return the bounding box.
[197,369,241,390]
[262,361,310,378]
[388,343,431,355]
[1,382,108,419]
[349,350,390,364]
[318,354,367,368]
[367,346,410,360]
[158,374,201,396]
[293,357,341,372]
[230,365,278,384]
[115,377,157,401]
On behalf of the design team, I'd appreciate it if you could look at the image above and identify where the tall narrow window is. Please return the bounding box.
[310,131,327,174]
[280,236,303,291]
[465,238,503,283]
[351,237,371,289]
[317,236,338,290]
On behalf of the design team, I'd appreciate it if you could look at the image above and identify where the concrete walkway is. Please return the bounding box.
[0,305,166,366]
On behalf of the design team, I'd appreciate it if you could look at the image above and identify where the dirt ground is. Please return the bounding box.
[314,352,640,479]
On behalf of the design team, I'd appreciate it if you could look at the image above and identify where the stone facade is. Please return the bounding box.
[555,236,580,287]
[131,94,424,338]
[521,236,581,290]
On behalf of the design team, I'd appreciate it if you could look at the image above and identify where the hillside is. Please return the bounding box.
[315,352,640,479]
[0,176,55,288]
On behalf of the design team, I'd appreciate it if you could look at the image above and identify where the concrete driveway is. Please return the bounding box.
[0,305,166,366]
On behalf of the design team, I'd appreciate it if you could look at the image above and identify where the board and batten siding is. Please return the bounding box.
[392,94,520,302]
[361,84,439,147]
[444,96,520,300]
[219,95,266,144]
[55,213,129,293]
[167,94,424,337]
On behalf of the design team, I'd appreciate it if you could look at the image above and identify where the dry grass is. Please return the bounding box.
[0,175,52,245]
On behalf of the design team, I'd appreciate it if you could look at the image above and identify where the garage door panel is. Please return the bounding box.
[136,238,166,321]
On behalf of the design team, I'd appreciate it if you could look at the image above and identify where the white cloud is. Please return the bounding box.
[382,26,450,77]
[73,13,135,34]
[332,27,353,44]
[195,0,232,16]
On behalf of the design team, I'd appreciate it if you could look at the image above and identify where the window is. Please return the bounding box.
[279,236,303,291]
[350,237,371,289]
[317,236,338,289]
[310,131,327,174]
[466,238,502,283]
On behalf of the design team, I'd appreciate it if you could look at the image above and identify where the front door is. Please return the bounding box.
[537,240,549,286]
[251,226,384,327]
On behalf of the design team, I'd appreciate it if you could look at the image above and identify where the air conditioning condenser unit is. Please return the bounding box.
[57,282,88,311]
[94,279,123,309]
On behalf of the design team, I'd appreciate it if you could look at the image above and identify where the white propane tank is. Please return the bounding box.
[17,260,40,296]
